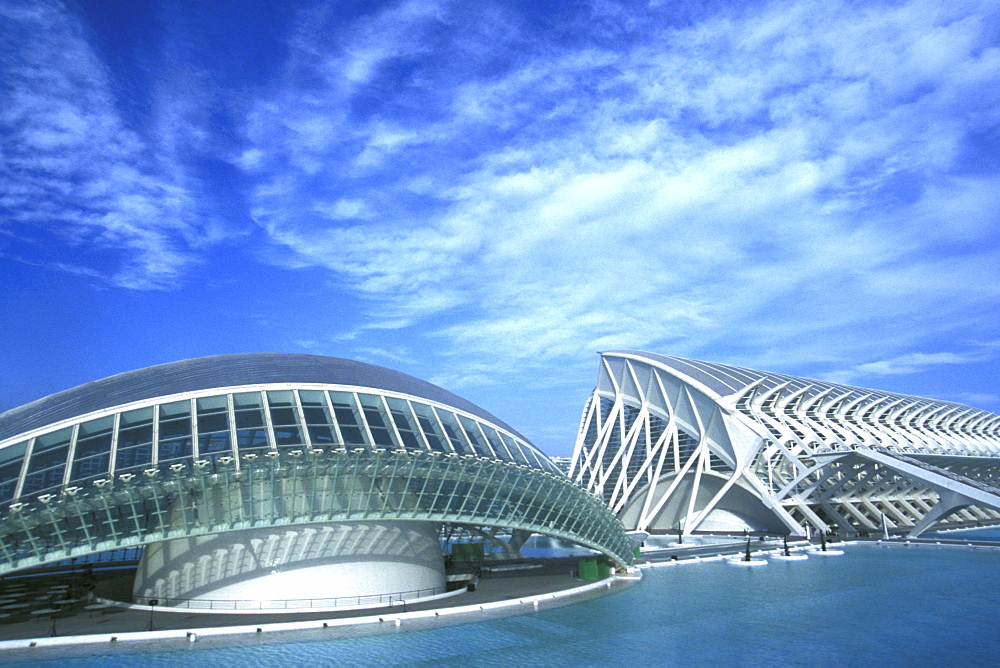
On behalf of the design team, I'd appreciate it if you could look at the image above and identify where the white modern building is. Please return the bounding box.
[0,354,631,610]
[569,351,1000,537]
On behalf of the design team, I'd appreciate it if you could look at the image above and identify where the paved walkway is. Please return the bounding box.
[0,558,622,644]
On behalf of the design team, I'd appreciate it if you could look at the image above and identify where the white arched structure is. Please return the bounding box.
[570,351,1000,537]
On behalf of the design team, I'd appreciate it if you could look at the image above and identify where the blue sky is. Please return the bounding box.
[2,0,999,457]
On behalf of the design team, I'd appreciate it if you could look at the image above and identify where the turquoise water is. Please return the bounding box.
[6,542,1000,666]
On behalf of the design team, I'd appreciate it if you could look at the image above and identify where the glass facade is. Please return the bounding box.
[0,386,559,508]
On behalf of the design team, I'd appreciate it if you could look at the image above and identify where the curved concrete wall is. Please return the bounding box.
[133,521,445,604]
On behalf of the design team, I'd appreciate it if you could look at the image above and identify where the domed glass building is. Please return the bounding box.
[0,354,631,609]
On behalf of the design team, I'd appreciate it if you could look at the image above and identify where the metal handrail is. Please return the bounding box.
[134,584,452,610]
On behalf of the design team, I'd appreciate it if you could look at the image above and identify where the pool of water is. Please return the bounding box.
[6,540,1000,666]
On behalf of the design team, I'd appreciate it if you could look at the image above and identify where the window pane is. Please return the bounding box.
[0,460,22,504]
[0,441,28,467]
[458,416,491,457]
[159,437,191,461]
[28,444,69,473]
[199,431,231,454]
[196,395,227,413]
[74,432,113,460]
[273,426,302,447]
[116,444,152,471]
[78,416,114,438]
[266,390,294,407]
[436,410,471,455]
[307,425,335,444]
[235,410,265,429]
[71,454,110,482]
[298,390,326,407]
[198,412,229,434]
[159,418,191,439]
[480,425,511,461]
[270,407,297,426]
[412,403,447,452]
[499,433,529,465]
[237,428,270,450]
[358,394,388,428]
[0,442,27,503]
[159,400,190,418]
[233,392,262,409]
[21,468,64,496]
[302,406,331,425]
[118,424,153,449]
[330,392,367,446]
[120,407,153,427]
[34,427,72,453]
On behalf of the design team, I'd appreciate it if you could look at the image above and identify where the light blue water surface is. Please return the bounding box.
[6,540,1000,666]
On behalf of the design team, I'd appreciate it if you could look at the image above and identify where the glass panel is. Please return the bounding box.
[458,416,492,457]
[235,410,265,429]
[21,467,65,497]
[436,410,472,455]
[118,424,153,449]
[158,437,192,461]
[0,440,29,467]
[298,390,326,407]
[233,392,263,408]
[480,425,511,461]
[78,416,114,438]
[196,395,228,413]
[273,425,303,447]
[358,394,387,427]
[160,400,191,418]
[307,425,335,444]
[197,412,229,434]
[159,417,191,439]
[266,394,303,446]
[499,433,529,464]
[269,407,298,426]
[302,406,331,425]
[237,428,270,450]
[116,443,152,472]
[358,394,396,447]
[412,403,448,452]
[28,429,72,473]
[266,390,294,407]
[74,431,113,460]
[120,406,153,427]
[71,454,110,482]
[0,441,27,504]
[387,398,422,450]
[33,427,72,453]
[329,391,367,446]
[198,431,232,454]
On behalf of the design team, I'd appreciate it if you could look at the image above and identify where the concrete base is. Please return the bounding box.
[133,521,445,605]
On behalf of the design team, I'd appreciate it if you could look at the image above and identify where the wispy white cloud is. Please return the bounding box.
[240,0,1000,396]
[0,0,219,289]
[822,346,998,385]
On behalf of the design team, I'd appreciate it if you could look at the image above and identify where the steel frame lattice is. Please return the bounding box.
[0,448,633,575]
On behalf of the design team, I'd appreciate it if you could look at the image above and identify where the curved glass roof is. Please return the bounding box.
[0,356,560,509]
[0,353,525,443]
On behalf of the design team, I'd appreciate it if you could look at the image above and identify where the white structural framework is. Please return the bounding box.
[569,351,1000,537]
